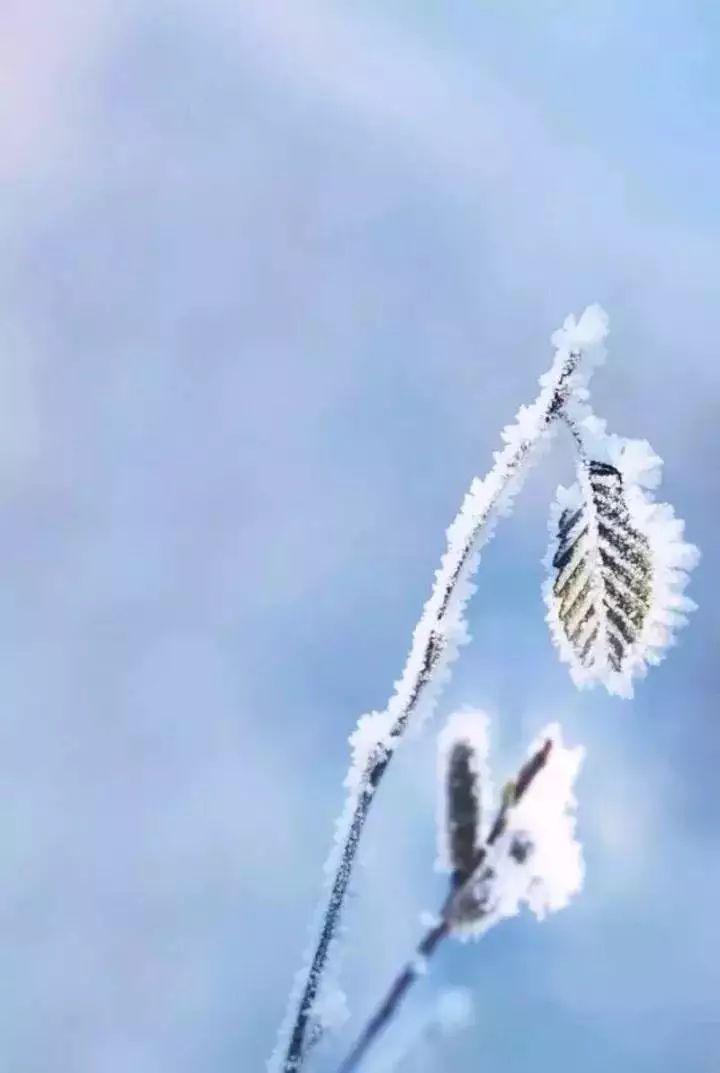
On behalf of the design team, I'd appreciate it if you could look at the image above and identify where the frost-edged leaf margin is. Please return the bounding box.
[544,420,699,697]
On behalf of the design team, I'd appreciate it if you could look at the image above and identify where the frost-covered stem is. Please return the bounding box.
[560,409,584,456]
[277,351,583,1073]
[334,741,552,1073]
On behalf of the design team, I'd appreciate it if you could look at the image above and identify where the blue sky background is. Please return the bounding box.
[1,3,719,1071]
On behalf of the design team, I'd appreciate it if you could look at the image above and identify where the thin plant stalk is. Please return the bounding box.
[335,741,553,1073]
[275,350,583,1073]
[335,919,450,1073]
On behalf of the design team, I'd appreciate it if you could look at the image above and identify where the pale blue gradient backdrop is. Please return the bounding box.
[0,3,718,1071]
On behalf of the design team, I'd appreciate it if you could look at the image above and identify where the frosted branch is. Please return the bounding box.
[269,307,608,1073]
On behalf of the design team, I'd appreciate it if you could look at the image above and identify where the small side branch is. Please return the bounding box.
[334,740,553,1073]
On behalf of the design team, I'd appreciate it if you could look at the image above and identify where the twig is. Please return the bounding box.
[335,919,450,1073]
[335,740,553,1073]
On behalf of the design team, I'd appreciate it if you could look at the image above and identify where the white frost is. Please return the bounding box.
[549,304,609,370]
[411,955,429,977]
[451,723,585,937]
[310,981,350,1034]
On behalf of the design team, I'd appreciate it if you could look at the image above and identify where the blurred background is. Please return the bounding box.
[1,2,719,1070]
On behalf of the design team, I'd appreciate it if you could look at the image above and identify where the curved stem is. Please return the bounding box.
[275,352,581,1073]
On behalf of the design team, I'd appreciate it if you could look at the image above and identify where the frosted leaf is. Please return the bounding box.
[501,723,585,919]
[449,723,585,938]
[436,711,491,883]
[544,425,700,697]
